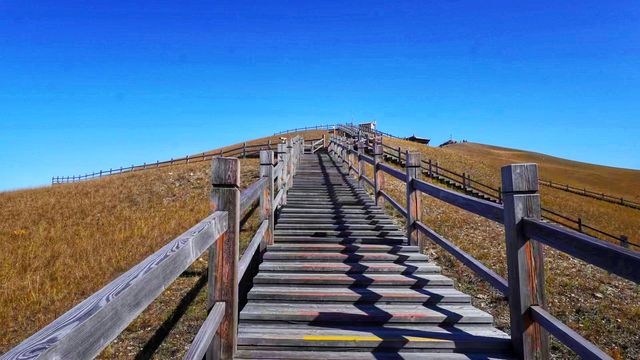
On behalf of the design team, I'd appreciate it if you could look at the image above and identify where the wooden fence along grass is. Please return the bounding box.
[339,124,638,249]
[2,137,304,360]
[51,130,329,185]
[330,135,640,359]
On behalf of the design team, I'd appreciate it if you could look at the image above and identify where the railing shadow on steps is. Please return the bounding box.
[329,134,640,360]
[2,137,305,360]
[315,152,505,356]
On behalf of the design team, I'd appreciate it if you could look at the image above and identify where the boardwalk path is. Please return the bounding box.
[236,152,512,359]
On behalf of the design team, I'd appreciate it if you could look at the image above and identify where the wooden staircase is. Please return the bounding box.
[236,152,513,359]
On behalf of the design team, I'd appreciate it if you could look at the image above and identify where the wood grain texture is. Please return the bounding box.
[373,143,385,208]
[240,177,267,215]
[412,178,504,224]
[501,164,549,360]
[405,151,422,246]
[260,150,275,246]
[379,190,407,218]
[530,306,612,360]
[210,157,241,359]
[183,302,226,360]
[1,211,227,360]
[523,218,640,284]
[238,220,269,282]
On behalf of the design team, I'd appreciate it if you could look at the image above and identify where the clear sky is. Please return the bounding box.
[1,1,639,191]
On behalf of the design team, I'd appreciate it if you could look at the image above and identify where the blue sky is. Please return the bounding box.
[1,1,639,191]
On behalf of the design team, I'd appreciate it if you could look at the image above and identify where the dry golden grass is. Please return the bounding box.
[359,138,640,358]
[0,130,328,355]
[383,138,640,248]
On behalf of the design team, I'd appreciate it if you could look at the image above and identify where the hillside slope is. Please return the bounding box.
[382,138,640,247]
[0,130,324,356]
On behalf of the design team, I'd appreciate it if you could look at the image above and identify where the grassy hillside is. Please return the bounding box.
[1,130,638,358]
[0,130,326,355]
[368,137,640,359]
[382,138,640,248]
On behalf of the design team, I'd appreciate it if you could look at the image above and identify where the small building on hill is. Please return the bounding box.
[405,135,430,145]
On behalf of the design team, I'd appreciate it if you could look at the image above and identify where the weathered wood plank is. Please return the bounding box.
[379,190,407,218]
[210,157,241,359]
[240,177,267,214]
[405,151,421,246]
[501,163,548,359]
[522,218,640,284]
[260,150,275,246]
[529,306,612,360]
[412,178,504,224]
[238,220,268,282]
[378,162,405,181]
[183,302,226,360]
[2,211,227,360]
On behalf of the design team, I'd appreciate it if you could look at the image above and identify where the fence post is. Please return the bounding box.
[286,139,294,188]
[260,150,275,247]
[397,146,402,164]
[501,163,549,360]
[242,142,247,158]
[373,142,385,207]
[405,151,422,247]
[428,159,433,177]
[209,157,240,360]
[277,143,288,205]
[462,172,467,190]
[358,138,365,187]
[577,218,583,232]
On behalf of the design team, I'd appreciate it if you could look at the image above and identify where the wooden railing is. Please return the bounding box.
[337,124,636,248]
[4,136,305,360]
[303,137,326,154]
[273,124,336,135]
[539,179,640,210]
[52,125,331,185]
[329,135,640,360]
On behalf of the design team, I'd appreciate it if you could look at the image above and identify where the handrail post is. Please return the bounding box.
[260,150,275,246]
[277,143,288,205]
[209,157,241,360]
[373,142,385,207]
[286,139,294,188]
[358,138,365,187]
[501,163,549,360]
[405,151,422,247]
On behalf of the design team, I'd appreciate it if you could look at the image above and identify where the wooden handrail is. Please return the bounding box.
[1,211,228,360]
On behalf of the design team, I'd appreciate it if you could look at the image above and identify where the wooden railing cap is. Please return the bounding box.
[260,150,275,165]
[211,157,240,187]
[501,163,539,193]
[406,150,421,167]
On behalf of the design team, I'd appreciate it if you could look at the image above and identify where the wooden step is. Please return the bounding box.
[253,273,454,287]
[237,323,511,351]
[274,224,401,231]
[246,286,470,304]
[259,261,440,274]
[235,350,514,360]
[266,244,417,252]
[262,251,428,262]
[274,228,404,235]
[273,236,408,245]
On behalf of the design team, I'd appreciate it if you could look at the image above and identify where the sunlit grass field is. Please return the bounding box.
[1,131,638,358]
